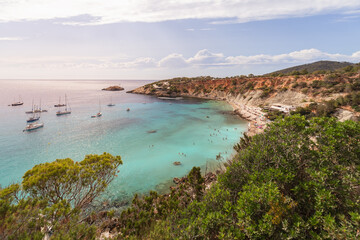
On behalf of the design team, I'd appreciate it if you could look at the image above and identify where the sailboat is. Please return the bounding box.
[23,122,44,132]
[27,99,47,113]
[25,99,35,114]
[26,113,40,122]
[54,96,66,107]
[91,100,102,118]
[56,95,71,116]
[107,96,115,107]
[27,102,40,122]
[34,99,47,112]
[11,96,23,106]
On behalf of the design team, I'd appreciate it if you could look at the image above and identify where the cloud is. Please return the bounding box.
[0,37,23,41]
[187,49,225,66]
[158,54,189,68]
[0,1,359,25]
[1,49,360,71]
[119,57,157,69]
[186,28,214,31]
[225,49,360,65]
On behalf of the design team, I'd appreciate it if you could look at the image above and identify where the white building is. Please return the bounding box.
[269,103,296,113]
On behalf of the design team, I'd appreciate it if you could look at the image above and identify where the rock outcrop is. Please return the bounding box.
[102,86,124,91]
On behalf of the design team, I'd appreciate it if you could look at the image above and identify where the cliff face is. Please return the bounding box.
[129,73,358,108]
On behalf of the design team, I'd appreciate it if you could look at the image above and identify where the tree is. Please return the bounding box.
[0,153,122,239]
[22,152,122,211]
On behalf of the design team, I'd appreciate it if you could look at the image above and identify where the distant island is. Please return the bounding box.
[102,85,124,91]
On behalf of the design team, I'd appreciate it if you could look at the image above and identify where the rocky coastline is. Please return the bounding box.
[128,75,359,132]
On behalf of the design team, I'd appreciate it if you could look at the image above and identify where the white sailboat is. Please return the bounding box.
[25,99,35,114]
[11,96,23,106]
[26,111,40,122]
[56,95,71,116]
[107,96,115,107]
[54,96,66,107]
[91,100,102,118]
[23,122,44,132]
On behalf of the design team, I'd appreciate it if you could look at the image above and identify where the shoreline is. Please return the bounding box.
[226,100,267,136]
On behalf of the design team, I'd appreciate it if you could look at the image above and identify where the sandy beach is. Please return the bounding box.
[228,101,269,136]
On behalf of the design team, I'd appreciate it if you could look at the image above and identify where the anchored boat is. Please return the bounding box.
[54,96,66,107]
[26,114,40,123]
[11,96,23,106]
[56,95,71,116]
[23,123,44,132]
[107,96,115,107]
[91,100,102,118]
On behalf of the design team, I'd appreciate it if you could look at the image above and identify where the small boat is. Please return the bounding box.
[27,99,47,113]
[34,99,47,112]
[56,109,71,116]
[11,102,24,106]
[91,112,102,118]
[107,97,115,107]
[158,97,183,100]
[26,109,47,114]
[92,100,102,117]
[27,115,40,123]
[54,103,66,107]
[23,123,44,132]
[54,96,66,107]
[56,95,71,116]
[11,96,24,106]
[25,99,35,114]
[126,108,130,111]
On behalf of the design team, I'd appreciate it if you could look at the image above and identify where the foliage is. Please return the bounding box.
[114,167,205,237]
[260,87,274,98]
[22,153,122,211]
[144,115,360,239]
[268,60,353,75]
[0,153,121,239]
[266,109,286,120]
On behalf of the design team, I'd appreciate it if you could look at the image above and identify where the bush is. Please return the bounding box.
[0,153,121,239]
[149,116,360,239]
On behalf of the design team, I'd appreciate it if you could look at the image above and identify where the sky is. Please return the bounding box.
[0,0,360,79]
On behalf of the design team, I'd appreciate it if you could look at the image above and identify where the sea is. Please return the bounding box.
[0,79,247,204]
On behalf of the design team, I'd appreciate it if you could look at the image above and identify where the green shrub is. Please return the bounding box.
[146,116,360,239]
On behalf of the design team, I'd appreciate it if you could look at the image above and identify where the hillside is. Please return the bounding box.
[129,65,360,121]
[267,60,353,75]
[129,63,360,125]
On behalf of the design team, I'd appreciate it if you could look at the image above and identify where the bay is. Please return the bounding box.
[0,79,247,202]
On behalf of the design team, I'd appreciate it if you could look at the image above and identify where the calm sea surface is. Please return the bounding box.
[0,79,247,202]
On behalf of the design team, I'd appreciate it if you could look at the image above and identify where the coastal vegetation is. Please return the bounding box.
[1,116,359,239]
[267,60,354,76]
[0,153,122,239]
[114,115,360,239]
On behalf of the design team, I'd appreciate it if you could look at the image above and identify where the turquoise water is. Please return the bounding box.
[0,80,247,202]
